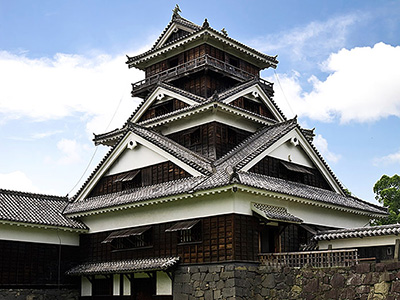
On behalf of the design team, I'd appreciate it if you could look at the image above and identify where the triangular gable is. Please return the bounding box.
[74,130,209,202]
[241,126,344,194]
[131,85,202,124]
[154,24,195,50]
[221,83,286,122]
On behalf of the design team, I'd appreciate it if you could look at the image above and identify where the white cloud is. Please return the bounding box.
[55,138,87,165]
[0,171,40,193]
[272,43,400,123]
[313,134,341,163]
[0,50,144,134]
[252,14,361,62]
[374,149,400,166]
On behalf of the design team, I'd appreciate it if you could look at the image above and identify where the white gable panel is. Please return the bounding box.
[106,145,168,176]
[222,84,285,122]
[269,141,314,168]
[131,86,199,124]
[242,128,343,194]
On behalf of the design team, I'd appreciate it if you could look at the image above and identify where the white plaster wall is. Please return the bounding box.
[81,190,371,233]
[156,271,172,295]
[319,235,397,250]
[123,275,131,296]
[158,109,261,136]
[106,146,167,176]
[113,274,120,296]
[82,192,235,233]
[81,277,92,297]
[269,142,314,168]
[0,223,80,246]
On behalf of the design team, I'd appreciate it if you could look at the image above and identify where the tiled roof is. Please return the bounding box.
[65,176,207,215]
[313,224,400,241]
[217,78,285,121]
[238,172,387,215]
[67,256,180,276]
[151,14,201,50]
[73,123,213,202]
[0,189,87,230]
[127,123,213,175]
[252,202,303,223]
[215,118,298,171]
[126,21,278,69]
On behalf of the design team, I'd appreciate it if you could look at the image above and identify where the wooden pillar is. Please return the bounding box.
[394,239,400,261]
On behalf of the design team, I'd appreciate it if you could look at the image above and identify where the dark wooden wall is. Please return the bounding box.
[167,122,252,160]
[138,99,189,123]
[0,239,78,287]
[79,214,260,265]
[231,97,276,120]
[145,44,260,78]
[89,161,191,198]
[250,156,333,191]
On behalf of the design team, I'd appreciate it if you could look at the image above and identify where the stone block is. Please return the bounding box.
[213,289,221,299]
[380,271,391,282]
[392,281,400,293]
[356,285,370,294]
[204,290,213,300]
[261,273,275,288]
[347,273,362,286]
[355,263,371,273]
[331,273,345,288]
[376,263,387,272]
[222,287,235,298]
[374,281,390,295]
[225,278,235,288]
[220,271,234,280]
[209,265,222,273]
[303,278,319,294]
[386,261,400,271]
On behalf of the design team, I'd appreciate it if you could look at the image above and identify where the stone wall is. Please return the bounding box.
[0,288,78,300]
[173,262,259,300]
[173,261,400,300]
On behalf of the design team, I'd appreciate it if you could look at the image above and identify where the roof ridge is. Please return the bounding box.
[214,118,297,167]
[0,188,67,201]
[127,23,278,69]
[128,123,213,167]
[237,171,387,215]
[150,14,201,51]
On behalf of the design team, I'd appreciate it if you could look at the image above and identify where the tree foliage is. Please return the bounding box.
[373,174,400,225]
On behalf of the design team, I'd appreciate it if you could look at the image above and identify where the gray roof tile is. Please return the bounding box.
[0,189,87,230]
[67,256,180,276]
[313,224,400,241]
[238,172,387,215]
[252,203,303,223]
[66,176,206,215]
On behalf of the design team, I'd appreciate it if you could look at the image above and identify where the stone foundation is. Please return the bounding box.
[173,261,400,300]
[0,288,78,300]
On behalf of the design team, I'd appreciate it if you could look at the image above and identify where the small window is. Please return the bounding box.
[103,226,152,250]
[229,57,239,68]
[166,220,202,244]
[168,57,179,68]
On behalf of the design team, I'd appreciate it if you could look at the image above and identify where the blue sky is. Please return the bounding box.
[1,1,400,204]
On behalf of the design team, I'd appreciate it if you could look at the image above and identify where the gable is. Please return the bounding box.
[131,86,200,124]
[221,84,285,122]
[74,130,210,202]
[153,20,198,50]
[106,144,168,176]
[241,127,344,194]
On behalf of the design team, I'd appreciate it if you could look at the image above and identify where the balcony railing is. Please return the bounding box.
[131,55,273,95]
[259,249,359,268]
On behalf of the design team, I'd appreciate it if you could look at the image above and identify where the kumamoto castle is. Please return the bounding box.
[3,8,400,300]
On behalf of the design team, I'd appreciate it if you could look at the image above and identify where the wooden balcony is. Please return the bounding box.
[131,55,273,97]
[259,249,359,268]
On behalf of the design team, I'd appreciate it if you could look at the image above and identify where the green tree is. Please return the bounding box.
[373,174,400,225]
